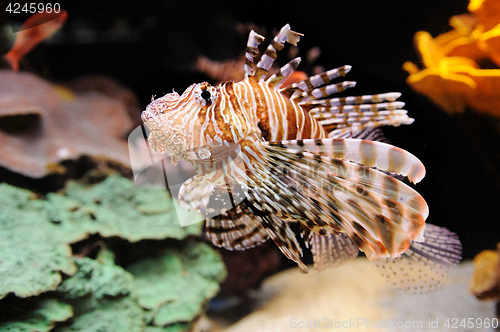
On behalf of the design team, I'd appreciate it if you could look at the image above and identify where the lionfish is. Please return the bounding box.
[142,24,462,293]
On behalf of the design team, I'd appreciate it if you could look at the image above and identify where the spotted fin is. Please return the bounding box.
[258,211,308,273]
[205,184,307,272]
[374,224,462,294]
[263,145,428,221]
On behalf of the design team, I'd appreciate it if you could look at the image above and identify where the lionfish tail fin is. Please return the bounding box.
[254,24,303,82]
[244,30,265,78]
[374,224,462,294]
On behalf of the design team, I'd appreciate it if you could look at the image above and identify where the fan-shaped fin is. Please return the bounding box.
[374,224,462,294]
[264,138,426,184]
[305,230,359,271]
[247,144,428,261]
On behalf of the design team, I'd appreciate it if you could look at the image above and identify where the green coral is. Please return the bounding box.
[127,241,226,327]
[0,175,225,331]
[0,297,73,332]
[0,175,202,299]
[58,254,135,300]
[0,184,79,299]
[63,175,202,241]
[54,256,144,332]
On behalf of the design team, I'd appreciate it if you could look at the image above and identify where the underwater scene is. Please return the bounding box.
[0,0,500,331]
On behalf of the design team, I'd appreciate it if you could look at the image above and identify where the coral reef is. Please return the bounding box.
[469,243,500,326]
[469,243,500,300]
[0,174,226,331]
[127,242,226,328]
[0,70,133,178]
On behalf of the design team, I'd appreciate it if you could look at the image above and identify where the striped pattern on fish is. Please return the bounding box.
[141,24,461,289]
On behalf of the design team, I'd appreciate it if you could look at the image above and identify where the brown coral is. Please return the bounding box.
[0,70,133,178]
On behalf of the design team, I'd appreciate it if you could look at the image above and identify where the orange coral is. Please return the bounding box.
[404,0,500,116]
[469,243,500,300]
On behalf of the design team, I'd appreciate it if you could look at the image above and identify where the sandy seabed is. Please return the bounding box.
[206,259,495,332]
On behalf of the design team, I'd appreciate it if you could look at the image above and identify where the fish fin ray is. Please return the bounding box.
[308,232,359,271]
[373,224,462,294]
[254,24,303,81]
[205,187,270,250]
[244,30,265,78]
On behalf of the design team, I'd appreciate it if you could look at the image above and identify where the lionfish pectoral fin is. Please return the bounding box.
[178,175,214,213]
[373,224,462,294]
[260,144,427,259]
[205,187,270,250]
[254,24,303,82]
[256,211,308,273]
[264,138,426,184]
[306,230,359,271]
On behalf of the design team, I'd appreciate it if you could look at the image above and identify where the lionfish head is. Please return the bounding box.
[141,82,237,167]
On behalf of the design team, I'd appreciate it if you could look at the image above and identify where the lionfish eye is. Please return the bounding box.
[201,90,211,101]
[194,84,218,106]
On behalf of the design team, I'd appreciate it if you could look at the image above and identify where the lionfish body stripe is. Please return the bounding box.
[142,24,461,289]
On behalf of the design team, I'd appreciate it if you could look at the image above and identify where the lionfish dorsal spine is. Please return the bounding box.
[281,65,352,98]
[244,30,265,78]
[254,24,303,82]
[265,57,302,89]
